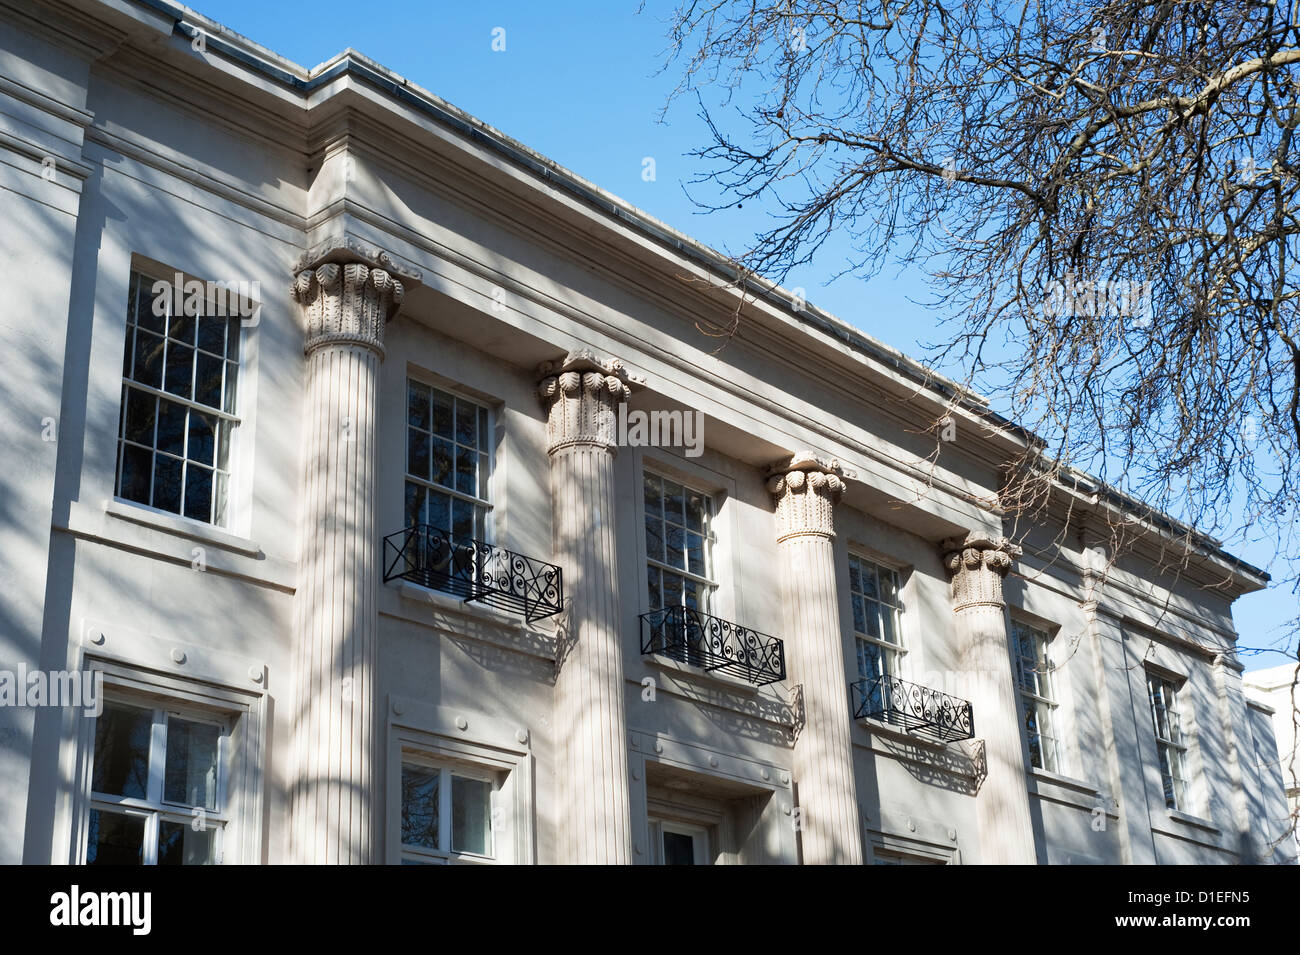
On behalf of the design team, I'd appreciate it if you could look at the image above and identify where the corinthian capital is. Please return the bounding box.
[537,349,643,453]
[766,452,846,541]
[941,533,1022,611]
[290,237,420,357]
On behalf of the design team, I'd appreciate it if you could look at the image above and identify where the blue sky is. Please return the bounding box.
[197,0,1294,668]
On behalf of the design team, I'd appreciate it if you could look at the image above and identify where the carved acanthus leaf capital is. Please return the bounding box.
[537,349,645,453]
[940,533,1022,611]
[291,262,405,357]
[766,452,846,541]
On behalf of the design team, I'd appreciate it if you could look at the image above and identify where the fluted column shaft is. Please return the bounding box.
[538,351,642,864]
[942,534,1037,864]
[768,454,863,865]
[289,258,404,864]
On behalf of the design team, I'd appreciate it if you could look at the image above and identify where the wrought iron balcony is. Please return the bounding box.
[851,675,974,744]
[640,606,785,687]
[382,525,563,623]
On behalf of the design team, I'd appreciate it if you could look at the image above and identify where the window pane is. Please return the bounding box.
[188,411,216,467]
[431,389,454,438]
[164,340,193,399]
[665,523,684,570]
[851,594,867,634]
[452,497,474,540]
[645,516,664,562]
[222,361,239,414]
[135,276,167,334]
[401,764,440,849]
[662,830,696,866]
[427,490,451,533]
[197,314,227,355]
[153,454,183,514]
[157,401,186,458]
[86,810,144,865]
[405,481,426,529]
[647,566,661,611]
[451,775,492,855]
[164,717,220,809]
[408,429,430,481]
[686,532,706,576]
[455,445,476,495]
[183,464,212,523]
[194,351,223,409]
[643,473,662,516]
[168,312,196,345]
[663,480,685,523]
[431,439,454,488]
[119,444,152,505]
[123,389,156,445]
[213,472,229,527]
[407,381,430,430]
[477,407,489,448]
[455,401,477,446]
[133,330,165,389]
[685,491,706,532]
[92,703,152,799]
[848,557,862,595]
[157,820,215,865]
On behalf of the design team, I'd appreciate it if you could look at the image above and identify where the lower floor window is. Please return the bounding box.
[650,818,711,865]
[400,760,496,863]
[85,700,227,865]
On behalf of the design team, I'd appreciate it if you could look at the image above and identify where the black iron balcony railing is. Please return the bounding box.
[382,525,563,623]
[640,605,785,687]
[851,675,974,744]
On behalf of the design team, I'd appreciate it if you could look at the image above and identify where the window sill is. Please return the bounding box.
[641,653,762,696]
[1166,808,1220,833]
[1028,767,1099,795]
[392,579,545,633]
[105,498,262,558]
[854,716,958,753]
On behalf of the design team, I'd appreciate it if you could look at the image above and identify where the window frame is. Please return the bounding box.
[1011,619,1063,774]
[82,694,232,865]
[642,469,718,615]
[114,268,245,529]
[397,756,499,865]
[848,553,906,684]
[403,375,495,544]
[1146,672,1190,812]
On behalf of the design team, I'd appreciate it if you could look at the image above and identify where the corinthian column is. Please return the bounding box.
[538,350,642,864]
[767,453,862,865]
[941,533,1037,864]
[288,240,412,864]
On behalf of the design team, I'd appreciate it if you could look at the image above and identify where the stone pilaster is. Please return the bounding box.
[767,452,862,864]
[941,533,1037,864]
[538,349,642,863]
[288,239,414,864]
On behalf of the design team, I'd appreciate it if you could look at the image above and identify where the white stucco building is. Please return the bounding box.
[2,0,1295,865]
[1244,663,1300,858]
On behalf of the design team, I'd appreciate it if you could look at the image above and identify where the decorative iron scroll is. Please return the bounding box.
[382,525,563,623]
[851,675,975,743]
[640,606,785,687]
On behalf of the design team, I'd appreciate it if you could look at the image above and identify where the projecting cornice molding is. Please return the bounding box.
[537,349,644,453]
[941,534,1022,612]
[766,452,847,541]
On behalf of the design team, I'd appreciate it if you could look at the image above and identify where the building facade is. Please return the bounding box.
[1244,664,1300,859]
[2,0,1294,865]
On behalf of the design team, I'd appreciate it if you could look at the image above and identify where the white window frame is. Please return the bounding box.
[1011,620,1063,774]
[397,757,499,865]
[403,376,494,544]
[1147,672,1190,812]
[652,819,711,865]
[114,268,245,529]
[848,553,906,683]
[386,703,534,866]
[642,469,717,614]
